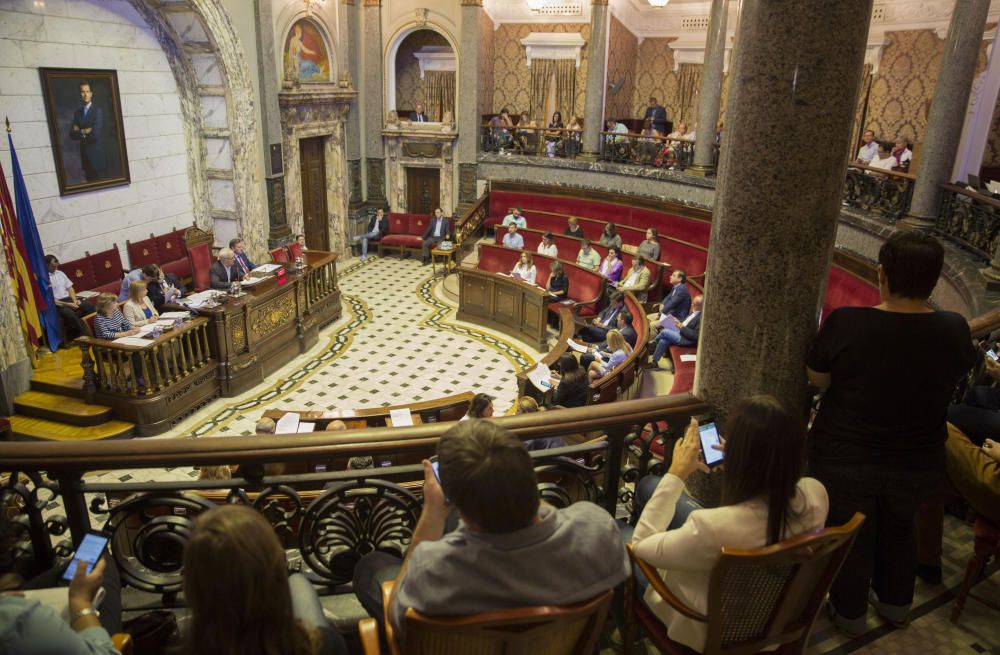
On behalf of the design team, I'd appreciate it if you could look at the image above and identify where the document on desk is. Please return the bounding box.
[254,263,283,274]
[679,354,697,363]
[276,412,300,434]
[527,363,553,392]
[297,422,316,433]
[567,339,589,353]
[239,276,265,286]
[389,408,413,427]
[113,337,153,347]
[136,324,158,336]
[159,311,190,319]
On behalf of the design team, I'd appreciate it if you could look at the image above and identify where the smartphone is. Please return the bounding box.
[431,459,442,483]
[698,422,725,468]
[988,349,998,361]
[62,531,110,582]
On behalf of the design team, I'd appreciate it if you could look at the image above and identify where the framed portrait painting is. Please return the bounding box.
[39,68,130,196]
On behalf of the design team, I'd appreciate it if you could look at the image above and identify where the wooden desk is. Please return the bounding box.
[431,247,455,277]
[457,267,549,351]
[261,391,473,430]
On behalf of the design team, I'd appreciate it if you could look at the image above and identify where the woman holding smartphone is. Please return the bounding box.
[630,396,828,652]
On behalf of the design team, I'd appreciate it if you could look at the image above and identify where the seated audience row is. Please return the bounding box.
[855,128,913,171]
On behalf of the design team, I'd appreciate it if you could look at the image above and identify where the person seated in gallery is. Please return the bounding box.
[230,238,255,277]
[510,252,536,285]
[604,118,629,142]
[684,122,698,140]
[409,103,429,123]
[544,111,565,157]
[867,142,898,173]
[630,396,828,653]
[45,254,95,340]
[119,264,184,302]
[565,216,585,239]
[537,232,558,258]
[616,255,651,302]
[549,354,589,408]
[93,292,139,341]
[637,228,661,262]
[579,292,626,343]
[576,238,600,271]
[487,107,515,150]
[461,393,494,421]
[515,111,536,152]
[586,328,631,383]
[421,208,453,265]
[648,294,703,371]
[916,425,1000,584]
[653,270,691,323]
[351,420,628,641]
[654,122,689,167]
[581,310,636,370]
[891,137,913,172]
[667,122,689,143]
[502,223,524,250]
[122,280,159,327]
[598,246,624,283]
[352,207,388,262]
[855,129,879,164]
[515,396,566,451]
[501,207,527,229]
[636,118,662,162]
[181,505,349,655]
[140,264,183,311]
[210,248,244,290]
[599,223,622,250]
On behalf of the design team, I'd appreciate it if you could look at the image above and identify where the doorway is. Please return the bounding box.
[299,136,329,250]
[405,167,440,215]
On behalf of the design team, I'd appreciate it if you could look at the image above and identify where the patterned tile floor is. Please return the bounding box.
[67,253,1000,652]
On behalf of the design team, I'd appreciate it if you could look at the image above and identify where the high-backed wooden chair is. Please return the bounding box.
[271,247,290,264]
[183,226,215,292]
[288,241,304,260]
[624,513,865,655]
[359,581,612,655]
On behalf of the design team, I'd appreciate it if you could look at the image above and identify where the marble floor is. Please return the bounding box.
[53,253,1000,653]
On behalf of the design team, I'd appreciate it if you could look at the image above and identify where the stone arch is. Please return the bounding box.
[385,21,460,116]
[127,0,267,262]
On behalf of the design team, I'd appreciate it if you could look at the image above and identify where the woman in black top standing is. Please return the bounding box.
[806,232,975,636]
[551,354,589,408]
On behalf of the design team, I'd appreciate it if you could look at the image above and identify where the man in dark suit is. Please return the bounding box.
[581,309,637,369]
[655,269,691,321]
[210,248,244,290]
[579,293,625,343]
[643,96,668,135]
[410,103,429,123]
[70,82,107,181]
[229,238,255,276]
[421,208,453,264]
[353,208,389,261]
[649,294,703,370]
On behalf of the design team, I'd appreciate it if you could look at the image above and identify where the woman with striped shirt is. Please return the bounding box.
[94,293,140,340]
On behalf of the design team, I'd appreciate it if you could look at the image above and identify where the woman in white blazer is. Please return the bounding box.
[122,280,159,326]
[631,396,829,652]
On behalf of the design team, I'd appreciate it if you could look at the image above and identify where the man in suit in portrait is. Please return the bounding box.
[230,238,255,277]
[644,96,668,135]
[70,81,108,181]
[410,103,429,123]
[421,207,453,264]
[210,248,244,290]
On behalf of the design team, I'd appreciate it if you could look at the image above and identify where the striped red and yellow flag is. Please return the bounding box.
[0,155,42,361]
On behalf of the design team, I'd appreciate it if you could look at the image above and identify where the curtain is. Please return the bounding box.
[554,60,576,122]
[424,71,456,121]
[530,59,556,122]
[677,64,702,124]
[848,64,874,159]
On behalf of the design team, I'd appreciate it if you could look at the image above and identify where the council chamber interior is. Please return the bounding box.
[0,0,999,653]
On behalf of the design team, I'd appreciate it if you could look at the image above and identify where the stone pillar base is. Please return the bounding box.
[685,164,716,178]
[897,213,936,231]
[577,150,600,162]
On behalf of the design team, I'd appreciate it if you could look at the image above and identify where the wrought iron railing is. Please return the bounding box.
[481,124,583,159]
[598,131,700,170]
[0,393,707,596]
[934,183,1000,260]
[842,164,916,220]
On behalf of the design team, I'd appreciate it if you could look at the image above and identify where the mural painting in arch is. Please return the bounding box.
[284,19,331,83]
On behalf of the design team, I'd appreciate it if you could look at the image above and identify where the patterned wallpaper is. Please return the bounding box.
[606,15,638,120]
[393,29,450,112]
[864,29,987,146]
[632,38,692,126]
[491,23,590,119]
[479,11,495,117]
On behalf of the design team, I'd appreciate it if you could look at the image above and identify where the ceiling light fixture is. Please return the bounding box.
[648,0,669,7]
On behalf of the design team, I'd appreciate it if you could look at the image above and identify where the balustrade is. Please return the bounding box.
[842,164,916,220]
[481,124,583,158]
[934,184,1000,260]
[599,131,699,170]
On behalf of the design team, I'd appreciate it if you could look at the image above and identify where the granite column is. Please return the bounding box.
[343,0,364,210]
[581,0,609,157]
[457,0,483,210]
[363,0,386,204]
[687,0,728,176]
[901,0,990,230]
[695,0,873,420]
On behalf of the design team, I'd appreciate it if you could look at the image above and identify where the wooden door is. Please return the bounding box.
[405,167,440,215]
[299,136,329,251]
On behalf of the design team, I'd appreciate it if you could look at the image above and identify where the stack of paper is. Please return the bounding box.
[275,413,300,434]
[160,311,189,320]
[389,408,414,426]
[112,337,153,347]
[527,363,553,392]
[567,339,589,353]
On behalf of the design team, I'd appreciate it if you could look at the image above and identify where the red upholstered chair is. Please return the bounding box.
[59,255,98,294]
[668,346,697,395]
[288,241,303,260]
[184,226,215,292]
[126,237,160,270]
[951,516,1000,624]
[156,227,191,282]
[87,246,125,294]
[271,247,290,264]
[624,513,865,655]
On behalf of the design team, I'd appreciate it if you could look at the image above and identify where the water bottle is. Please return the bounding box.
[229,281,238,296]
